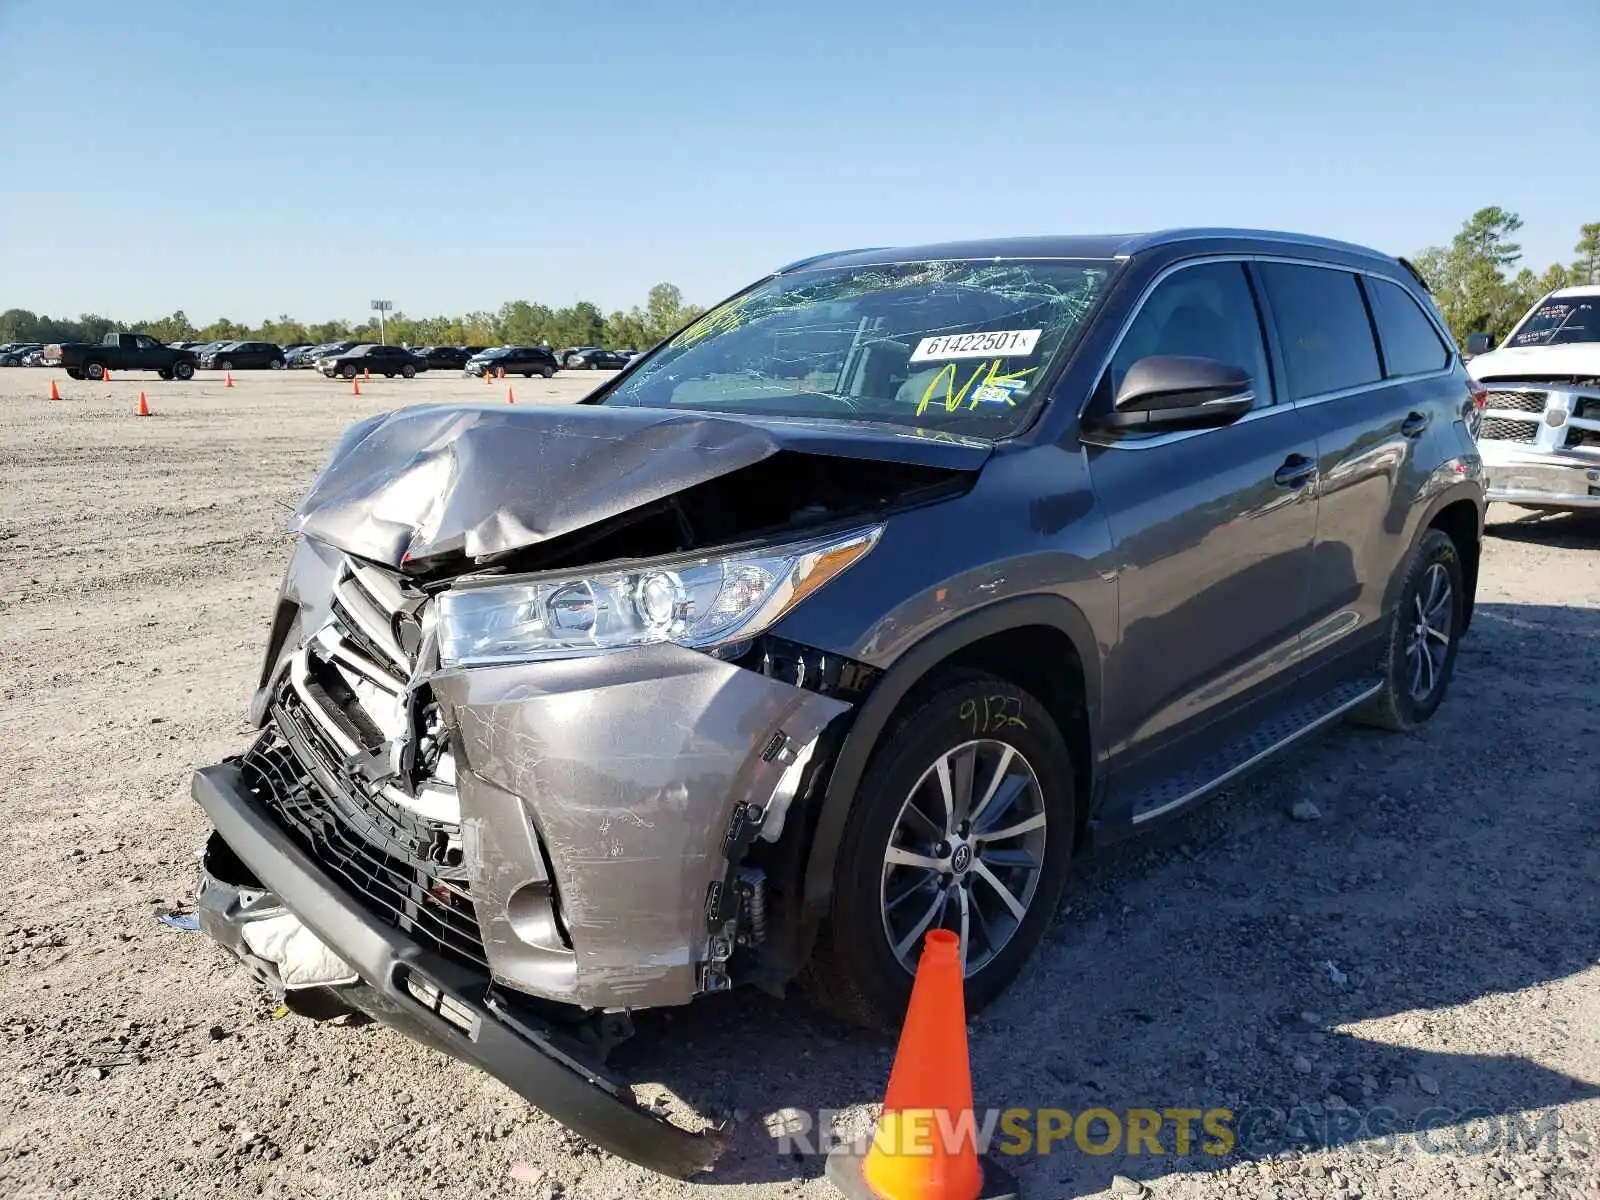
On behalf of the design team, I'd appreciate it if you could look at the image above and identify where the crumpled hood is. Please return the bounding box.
[290,402,991,567]
[1468,343,1600,381]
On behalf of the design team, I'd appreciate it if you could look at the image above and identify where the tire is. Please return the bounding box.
[341,364,358,379]
[539,365,555,379]
[804,669,1076,1032]
[523,370,534,378]
[66,369,84,380]
[401,364,416,379]
[173,361,194,381]
[84,361,105,381]
[217,359,233,372]
[384,371,395,378]
[158,369,172,381]
[270,359,285,370]
[1353,527,1465,732]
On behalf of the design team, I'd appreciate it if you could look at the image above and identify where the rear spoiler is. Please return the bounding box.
[1396,256,1433,294]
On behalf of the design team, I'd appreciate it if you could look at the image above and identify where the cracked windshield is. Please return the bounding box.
[603,259,1111,435]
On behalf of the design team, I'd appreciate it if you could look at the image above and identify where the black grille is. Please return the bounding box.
[241,695,487,970]
[1479,417,1538,442]
[1483,389,1548,414]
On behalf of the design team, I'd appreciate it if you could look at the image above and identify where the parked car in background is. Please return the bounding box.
[46,332,198,380]
[315,344,427,379]
[562,346,633,370]
[289,341,360,368]
[415,345,472,371]
[201,341,287,371]
[0,342,43,366]
[465,345,559,377]
[189,229,1484,1178]
[1466,285,1600,512]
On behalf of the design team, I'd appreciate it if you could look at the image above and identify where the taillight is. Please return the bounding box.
[1467,379,1489,410]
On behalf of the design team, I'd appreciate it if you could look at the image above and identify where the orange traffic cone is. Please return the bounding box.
[49,379,61,401]
[482,369,491,385]
[506,386,515,404]
[225,372,234,388]
[103,367,112,381]
[351,377,361,396]
[363,367,371,381]
[825,929,1016,1200]
[496,366,505,379]
[135,391,151,417]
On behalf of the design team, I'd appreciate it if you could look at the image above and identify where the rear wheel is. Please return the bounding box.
[84,361,105,381]
[341,364,358,379]
[384,371,395,378]
[523,370,534,378]
[401,364,416,378]
[66,368,84,380]
[158,368,172,380]
[217,359,233,372]
[270,359,285,370]
[539,365,555,378]
[173,361,194,381]
[805,669,1075,1032]
[1354,527,1464,731]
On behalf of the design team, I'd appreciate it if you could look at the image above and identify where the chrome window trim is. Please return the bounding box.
[1077,252,1459,452]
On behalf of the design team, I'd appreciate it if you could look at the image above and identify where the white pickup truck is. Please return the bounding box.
[1467,285,1600,511]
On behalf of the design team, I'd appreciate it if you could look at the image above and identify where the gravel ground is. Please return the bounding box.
[0,367,1596,1200]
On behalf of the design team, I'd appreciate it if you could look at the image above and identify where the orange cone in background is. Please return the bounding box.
[225,372,234,388]
[351,377,361,396]
[825,929,1017,1200]
[506,386,515,404]
[496,366,505,379]
[49,379,61,401]
[135,391,151,417]
[363,367,371,381]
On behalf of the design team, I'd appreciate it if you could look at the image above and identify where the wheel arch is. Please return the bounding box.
[1426,494,1483,630]
[798,594,1102,930]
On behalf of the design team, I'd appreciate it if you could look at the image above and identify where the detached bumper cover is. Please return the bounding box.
[191,762,724,1180]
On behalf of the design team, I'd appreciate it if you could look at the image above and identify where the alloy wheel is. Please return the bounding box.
[880,739,1048,977]
[1405,562,1453,701]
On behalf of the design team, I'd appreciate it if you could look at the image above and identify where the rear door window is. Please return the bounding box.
[1365,278,1450,376]
[1258,263,1382,399]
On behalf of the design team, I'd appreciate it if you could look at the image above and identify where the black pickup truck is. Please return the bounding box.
[46,332,198,380]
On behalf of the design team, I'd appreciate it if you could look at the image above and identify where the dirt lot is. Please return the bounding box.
[0,367,1596,1200]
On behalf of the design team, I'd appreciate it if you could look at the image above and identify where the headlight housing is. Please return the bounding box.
[436,525,882,667]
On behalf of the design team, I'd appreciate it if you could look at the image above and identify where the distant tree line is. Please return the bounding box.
[1414,211,1598,344]
[4,215,1597,352]
[0,282,704,351]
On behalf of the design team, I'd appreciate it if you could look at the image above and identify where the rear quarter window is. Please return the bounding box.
[1366,278,1450,376]
[1258,263,1382,399]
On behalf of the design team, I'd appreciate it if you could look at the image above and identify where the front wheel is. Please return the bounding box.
[805,670,1076,1032]
[83,361,105,381]
[66,368,84,380]
[158,369,173,381]
[1354,527,1465,731]
[539,365,555,378]
[341,364,358,379]
[270,359,285,370]
[174,360,193,380]
[401,364,416,379]
[217,359,233,372]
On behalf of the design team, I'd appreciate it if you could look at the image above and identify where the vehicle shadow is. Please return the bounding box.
[1484,505,1600,548]
[610,599,1600,1193]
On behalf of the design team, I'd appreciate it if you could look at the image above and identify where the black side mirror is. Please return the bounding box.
[1090,355,1255,432]
[1465,332,1493,356]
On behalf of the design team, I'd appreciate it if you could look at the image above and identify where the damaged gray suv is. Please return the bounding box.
[191,229,1485,1177]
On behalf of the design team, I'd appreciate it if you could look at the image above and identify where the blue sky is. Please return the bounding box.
[1,0,1594,324]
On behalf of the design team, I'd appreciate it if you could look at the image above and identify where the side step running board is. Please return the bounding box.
[1128,678,1381,825]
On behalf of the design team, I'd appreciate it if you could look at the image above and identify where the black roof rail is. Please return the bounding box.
[774,247,891,273]
[1395,256,1433,293]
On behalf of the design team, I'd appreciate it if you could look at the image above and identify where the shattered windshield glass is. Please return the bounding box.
[1508,296,1600,347]
[602,259,1112,435]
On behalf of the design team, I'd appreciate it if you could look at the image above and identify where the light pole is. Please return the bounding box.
[371,299,393,345]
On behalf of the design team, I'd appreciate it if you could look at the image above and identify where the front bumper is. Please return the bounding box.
[191,762,725,1179]
[1479,441,1600,508]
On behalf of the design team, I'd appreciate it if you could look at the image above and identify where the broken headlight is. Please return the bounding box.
[436,525,882,667]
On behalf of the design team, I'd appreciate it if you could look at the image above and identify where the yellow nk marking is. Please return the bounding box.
[916,358,1036,416]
